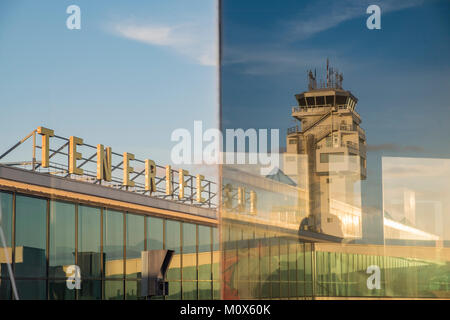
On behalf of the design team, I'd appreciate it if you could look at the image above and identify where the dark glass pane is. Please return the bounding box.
[166,281,181,300]
[15,195,47,278]
[198,226,212,281]
[0,279,10,300]
[0,192,13,278]
[212,227,219,281]
[166,220,180,281]
[78,280,101,300]
[48,280,75,300]
[125,280,142,300]
[182,281,197,300]
[78,205,101,279]
[198,281,212,300]
[147,217,163,250]
[213,281,220,300]
[182,223,196,280]
[126,214,144,279]
[104,280,124,300]
[104,209,124,279]
[49,201,75,278]
[16,280,46,300]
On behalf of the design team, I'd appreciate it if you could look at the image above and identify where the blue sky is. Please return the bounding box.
[0,0,218,169]
[221,0,450,210]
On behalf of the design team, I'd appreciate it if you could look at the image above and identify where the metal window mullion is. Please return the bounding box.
[100,207,104,299]
[46,198,50,300]
[123,211,126,300]
[195,224,198,300]
[11,192,16,300]
[75,203,78,300]
[180,222,183,299]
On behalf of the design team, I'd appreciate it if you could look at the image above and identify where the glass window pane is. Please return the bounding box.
[48,280,75,300]
[49,201,75,278]
[78,205,101,279]
[147,217,163,250]
[182,281,197,300]
[104,280,124,300]
[182,223,197,281]
[104,210,124,279]
[79,280,101,300]
[166,281,181,300]
[166,220,180,281]
[125,280,141,300]
[213,281,220,300]
[198,281,212,300]
[0,192,13,279]
[16,280,46,300]
[126,214,144,279]
[198,226,211,281]
[0,279,10,300]
[212,227,219,281]
[15,195,47,278]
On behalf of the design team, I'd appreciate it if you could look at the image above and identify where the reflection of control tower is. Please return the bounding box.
[286,60,367,238]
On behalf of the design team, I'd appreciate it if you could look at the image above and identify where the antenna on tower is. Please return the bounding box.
[326,58,329,88]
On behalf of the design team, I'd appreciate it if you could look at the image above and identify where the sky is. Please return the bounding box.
[0,0,218,178]
[221,0,450,211]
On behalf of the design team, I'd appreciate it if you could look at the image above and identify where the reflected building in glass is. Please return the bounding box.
[219,65,450,300]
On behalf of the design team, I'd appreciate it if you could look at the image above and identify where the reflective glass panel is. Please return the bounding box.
[166,220,181,281]
[104,209,124,279]
[0,192,13,279]
[126,213,144,279]
[15,195,47,278]
[49,201,75,278]
[147,216,163,250]
[78,205,101,279]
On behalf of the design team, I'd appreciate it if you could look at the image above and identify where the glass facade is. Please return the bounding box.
[0,191,218,300]
[2,187,448,300]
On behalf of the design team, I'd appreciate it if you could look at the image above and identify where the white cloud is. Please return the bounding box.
[112,22,217,66]
[286,0,425,41]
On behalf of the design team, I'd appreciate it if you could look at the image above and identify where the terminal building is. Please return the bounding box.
[0,129,220,300]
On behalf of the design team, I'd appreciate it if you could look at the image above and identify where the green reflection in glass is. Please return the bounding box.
[270,237,280,298]
[198,226,212,281]
[78,205,101,279]
[212,227,219,282]
[167,281,181,300]
[166,220,181,281]
[198,281,212,300]
[183,223,197,281]
[147,217,163,250]
[296,243,305,298]
[15,195,47,278]
[126,214,144,279]
[260,237,271,298]
[0,192,12,279]
[104,209,124,279]
[213,281,220,300]
[125,280,142,300]
[49,201,75,278]
[104,280,124,300]
[182,281,197,300]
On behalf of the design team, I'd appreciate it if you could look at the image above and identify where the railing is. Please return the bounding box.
[0,129,218,208]
[292,106,333,114]
[287,126,300,135]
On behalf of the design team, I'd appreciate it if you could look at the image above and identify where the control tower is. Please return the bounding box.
[286,60,367,238]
